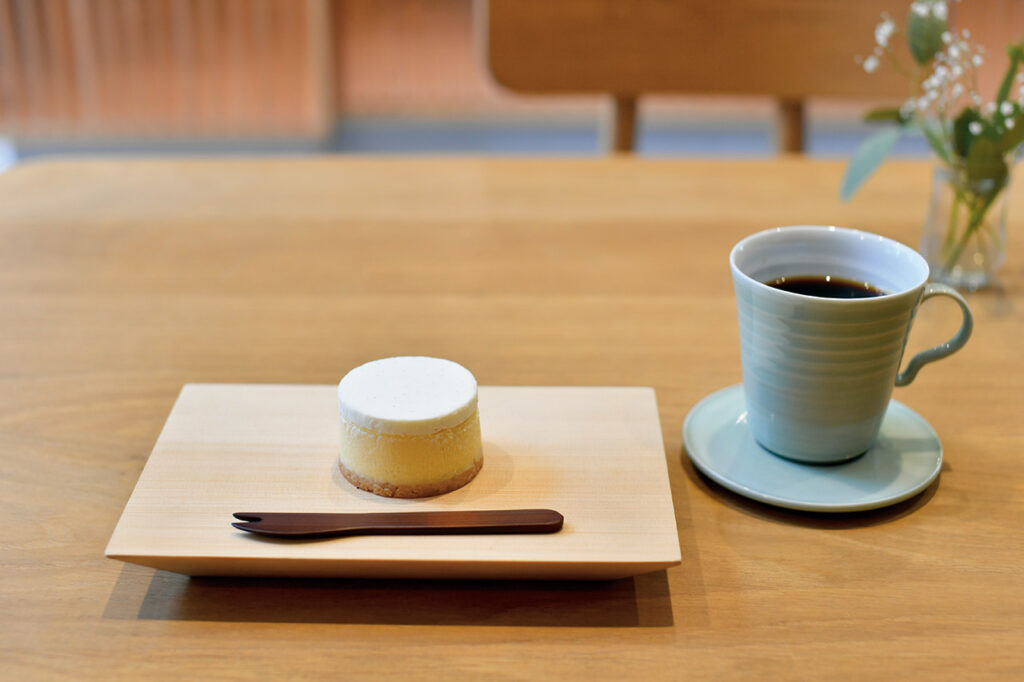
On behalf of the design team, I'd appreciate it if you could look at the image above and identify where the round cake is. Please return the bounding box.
[337,356,483,498]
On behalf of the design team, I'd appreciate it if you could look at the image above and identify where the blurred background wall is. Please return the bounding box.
[0,0,1021,161]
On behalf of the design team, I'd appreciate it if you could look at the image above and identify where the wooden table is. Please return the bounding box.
[2,157,1021,680]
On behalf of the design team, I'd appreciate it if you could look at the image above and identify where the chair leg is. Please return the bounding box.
[603,94,637,154]
[777,97,805,154]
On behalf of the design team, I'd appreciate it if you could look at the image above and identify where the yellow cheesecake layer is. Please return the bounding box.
[338,409,482,491]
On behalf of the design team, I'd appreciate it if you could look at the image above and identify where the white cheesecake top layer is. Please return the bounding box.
[337,356,478,436]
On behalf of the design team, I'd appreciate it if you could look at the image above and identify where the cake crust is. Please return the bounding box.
[339,456,483,499]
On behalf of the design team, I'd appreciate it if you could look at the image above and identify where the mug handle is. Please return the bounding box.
[895,282,973,386]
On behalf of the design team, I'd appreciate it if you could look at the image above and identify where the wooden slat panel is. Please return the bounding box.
[65,0,97,131]
[0,1,23,126]
[12,0,45,127]
[0,0,331,138]
[43,0,76,130]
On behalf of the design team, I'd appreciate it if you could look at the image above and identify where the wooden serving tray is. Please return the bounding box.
[106,384,681,580]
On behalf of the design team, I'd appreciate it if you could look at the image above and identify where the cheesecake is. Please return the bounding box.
[337,356,483,498]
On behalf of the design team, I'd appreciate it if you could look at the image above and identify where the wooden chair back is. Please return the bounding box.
[477,0,910,153]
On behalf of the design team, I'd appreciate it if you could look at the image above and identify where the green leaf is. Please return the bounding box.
[840,128,903,202]
[920,122,953,165]
[906,2,947,65]
[995,42,1024,104]
[965,137,1008,199]
[864,107,904,124]
[952,108,982,159]
[999,114,1024,153]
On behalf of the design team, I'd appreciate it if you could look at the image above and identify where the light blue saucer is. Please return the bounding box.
[682,384,943,512]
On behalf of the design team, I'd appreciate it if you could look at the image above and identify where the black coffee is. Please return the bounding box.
[765,275,886,299]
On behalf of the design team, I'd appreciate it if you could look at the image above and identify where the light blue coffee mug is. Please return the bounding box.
[730,226,972,463]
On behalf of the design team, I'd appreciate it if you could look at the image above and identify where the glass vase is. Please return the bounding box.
[920,164,1011,291]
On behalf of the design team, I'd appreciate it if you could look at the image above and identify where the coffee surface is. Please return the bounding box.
[765,275,886,299]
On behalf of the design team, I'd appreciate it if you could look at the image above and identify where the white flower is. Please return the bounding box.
[863,55,879,73]
[968,121,983,135]
[985,101,997,114]
[1007,119,1016,131]
[961,28,971,39]
[875,19,895,48]
[942,31,952,44]
[972,55,983,67]
[933,1,948,20]
[1001,101,1014,116]
[952,65,963,77]
[971,92,982,105]
[918,97,930,110]
[949,45,960,59]
[935,65,949,78]
[1016,73,1024,83]
[911,2,929,17]
[952,83,965,98]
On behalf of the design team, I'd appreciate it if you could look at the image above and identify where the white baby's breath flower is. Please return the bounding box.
[952,83,965,98]
[968,121,983,135]
[985,101,997,114]
[933,1,948,20]
[1001,101,1014,116]
[972,55,983,67]
[952,65,963,77]
[960,28,970,39]
[942,31,953,44]
[949,45,960,59]
[863,55,879,73]
[911,2,929,17]
[1007,119,1016,131]
[875,19,895,48]
[935,65,949,78]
